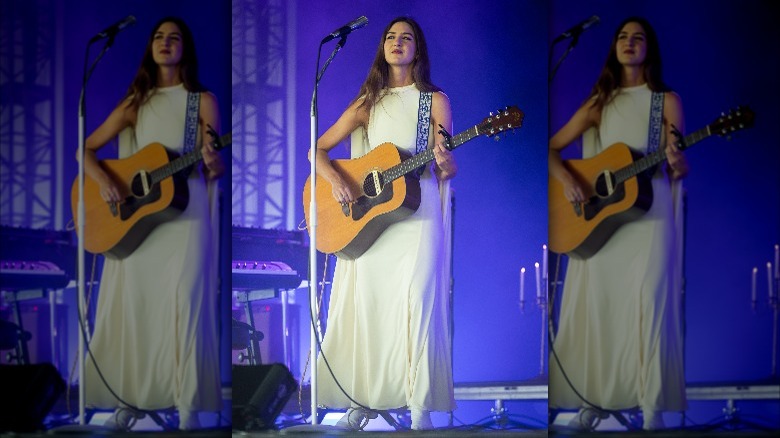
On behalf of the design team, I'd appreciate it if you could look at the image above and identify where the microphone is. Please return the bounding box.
[90,15,136,42]
[322,16,368,44]
[554,15,599,42]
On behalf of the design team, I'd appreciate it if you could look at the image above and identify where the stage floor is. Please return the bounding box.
[22,377,779,436]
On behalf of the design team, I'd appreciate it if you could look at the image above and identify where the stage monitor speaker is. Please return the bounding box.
[0,363,65,432]
[232,363,297,431]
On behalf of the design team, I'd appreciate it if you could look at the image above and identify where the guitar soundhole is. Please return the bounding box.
[130,170,154,198]
[594,171,617,198]
[362,170,385,198]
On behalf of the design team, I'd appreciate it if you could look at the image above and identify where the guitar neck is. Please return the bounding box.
[382,125,481,182]
[615,126,709,183]
[150,132,232,183]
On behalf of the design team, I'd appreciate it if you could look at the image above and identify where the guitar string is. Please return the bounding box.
[615,127,706,184]
[149,133,231,183]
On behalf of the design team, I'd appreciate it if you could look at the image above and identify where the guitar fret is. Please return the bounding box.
[383,123,480,183]
[615,126,710,184]
[377,106,523,185]
[149,133,230,184]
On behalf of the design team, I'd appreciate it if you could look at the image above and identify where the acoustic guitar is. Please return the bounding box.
[71,132,231,259]
[549,106,754,259]
[303,106,524,260]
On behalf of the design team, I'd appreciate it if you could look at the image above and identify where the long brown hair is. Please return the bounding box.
[123,16,205,113]
[353,16,441,114]
[587,16,669,113]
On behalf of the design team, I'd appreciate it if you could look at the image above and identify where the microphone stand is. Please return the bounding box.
[548,31,582,84]
[76,32,116,425]
[308,35,347,426]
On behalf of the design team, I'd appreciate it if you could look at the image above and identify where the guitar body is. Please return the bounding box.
[303,142,421,260]
[549,142,653,259]
[302,105,524,259]
[71,143,190,259]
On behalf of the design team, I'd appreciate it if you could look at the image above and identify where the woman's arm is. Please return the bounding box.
[663,91,689,180]
[78,99,135,202]
[431,91,457,181]
[199,92,225,181]
[549,101,598,203]
[309,99,369,203]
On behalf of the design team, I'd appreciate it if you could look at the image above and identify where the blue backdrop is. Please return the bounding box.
[6,0,777,429]
[293,0,549,426]
[550,0,780,426]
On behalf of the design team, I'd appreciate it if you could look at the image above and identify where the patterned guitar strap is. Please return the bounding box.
[645,91,664,178]
[181,91,201,178]
[413,91,433,177]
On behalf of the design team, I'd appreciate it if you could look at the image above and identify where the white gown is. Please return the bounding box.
[550,84,687,412]
[85,84,222,413]
[316,84,456,412]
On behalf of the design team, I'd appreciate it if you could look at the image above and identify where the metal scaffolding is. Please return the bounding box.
[0,0,60,229]
[232,0,292,229]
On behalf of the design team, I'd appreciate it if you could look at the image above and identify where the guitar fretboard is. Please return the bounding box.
[615,126,709,183]
[150,132,232,184]
[382,125,481,183]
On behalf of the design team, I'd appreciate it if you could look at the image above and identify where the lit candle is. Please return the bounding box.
[774,244,779,280]
[520,267,526,304]
[535,262,541,299]
[769,262,775,299]
[542,244,548,281]
[752,267,757,304]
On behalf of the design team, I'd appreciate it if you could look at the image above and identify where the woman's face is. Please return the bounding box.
[383,21,417,68]
[152,22,183,66]
[615,21,647,67]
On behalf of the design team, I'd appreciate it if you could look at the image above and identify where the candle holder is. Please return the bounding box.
[537,284,547,376]
[518,255,548,376]
[770,276,778,377]
[749,252,779,378]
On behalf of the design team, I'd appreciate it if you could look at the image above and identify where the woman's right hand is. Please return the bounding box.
[329,173,354,204]
[97,176,122,203]
[561,173,588,204]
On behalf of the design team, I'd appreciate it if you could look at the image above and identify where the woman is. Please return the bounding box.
[80,17,224,430]
[548,17,688,431]
[312,16,457,430]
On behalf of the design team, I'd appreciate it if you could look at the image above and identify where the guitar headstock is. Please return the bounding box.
[478,106,525,139]
[710,106,755,138]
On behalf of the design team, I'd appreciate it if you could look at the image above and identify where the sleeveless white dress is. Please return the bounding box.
[550,84,687,413]
[85,84,222,413]
[316,84,456,412]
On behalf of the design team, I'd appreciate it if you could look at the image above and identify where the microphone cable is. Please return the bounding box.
[548,251,637,431]
[302,253,404,429]
[73,254,176,430]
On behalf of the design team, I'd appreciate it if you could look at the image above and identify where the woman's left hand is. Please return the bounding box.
[433,142,457,181]
[202,141,225,180]
[665,140,689,180]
